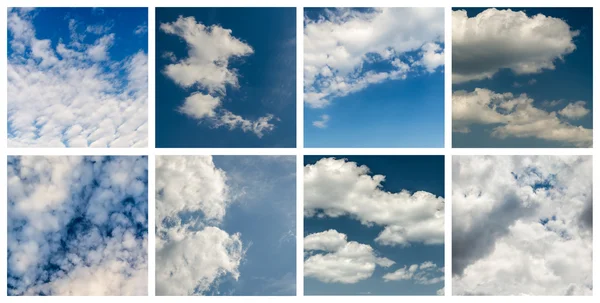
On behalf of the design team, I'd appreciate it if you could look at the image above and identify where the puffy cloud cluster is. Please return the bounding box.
[304,8,444,124]
[452,8,578,83]
[453,156,592,295]
[7,156,148,295]
[160,16,275,138]
[383,261,444,285]
[452,88,592,147]
[155,156,244,295]
[304,230,394,284]
[7,8,148,147]
[304,158,445,246]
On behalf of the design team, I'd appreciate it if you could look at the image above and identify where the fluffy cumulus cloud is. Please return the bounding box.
[452,8,578,83]
[161,16,276,138]
[383,261,444,285]
[453,156,592,295]
[304,7,444,124]
[452,88,592,147]
[155,156,244,295]
[304,230,394,284]
[7,8,148,147]
[7,156,148,295]
[558,101,590,120]
[304,158,444,246]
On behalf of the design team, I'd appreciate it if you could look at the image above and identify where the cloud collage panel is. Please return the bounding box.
[2,1,596,300]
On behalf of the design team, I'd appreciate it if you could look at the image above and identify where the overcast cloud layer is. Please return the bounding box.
[7,8,148,147]
[453,156,592,295]
[8,156,148,295]
[160,16,276,138]
[304,8,444,125]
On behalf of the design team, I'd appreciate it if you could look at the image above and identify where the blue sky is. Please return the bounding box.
[155,8,296,148]
[452,8,593,148]
[8,156,148,295]
[155,156,296,296]
[7,8,148,147]
[304,8,445,148]
[213,156,296,295]
[304,156,445,295]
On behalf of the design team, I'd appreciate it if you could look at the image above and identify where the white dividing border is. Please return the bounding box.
[2,0,598,302]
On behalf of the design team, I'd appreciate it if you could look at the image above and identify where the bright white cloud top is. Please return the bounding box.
[304,157,445,246]
[452,8,578,83]
[303,8,444,113]
[453,156,592,295]
[7,8,148,147]
[155,156,243,295]
[7,156,148,295]
[160,16,276,138]
[383,261,444,285]
[452,88,592,147]
[304,230,395,284]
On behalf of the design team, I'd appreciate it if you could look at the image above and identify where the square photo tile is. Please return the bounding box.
[155,155,296,295]
[7,8,148,148]
[303,8,445,148]
[303,156,445,295]
[7,156,149,295]
[155,8,297,148]
[452,155,592,295]
[452,8,593,148]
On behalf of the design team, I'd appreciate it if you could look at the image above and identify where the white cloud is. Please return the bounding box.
[155,226,243,296]
[7,8,148,147]
[437,287,445,295]
[178,92,221,119]
[416,42,445,72]
[155,156,244,295]
[452,88,592,147]
[304,229,394,284]
[383,261,444,285]
[304,158,444,246]
[160,16,276,137]
[558,101,590,119]
[304,229,349,252]
[453,8,578,83]
[155,156,230,228]
[134,24,147,35]
[304,8,444,109]
[312,114,330,128]
[215,111,276,138]
[453,156,592,295]
[86,23,112,35]
[8,156,148,295]
[86,33,114,61]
